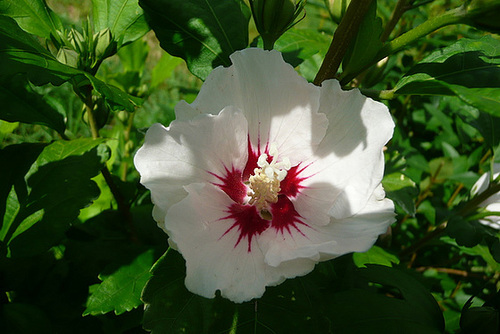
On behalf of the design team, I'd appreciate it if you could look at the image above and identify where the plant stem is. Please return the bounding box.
[340,6,467,85]
[83,86,138,242]
[380,0,412,43]
[121,112,135,182]
[83,86,100,139]
[313,0,374,86]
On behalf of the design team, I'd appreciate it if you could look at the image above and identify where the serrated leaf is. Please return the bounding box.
[0,75,65,134]
[394,35,500,117]
[92,0,150,47]
[0,0,63,40]
[84,249,154,316]
[140,0,250,80]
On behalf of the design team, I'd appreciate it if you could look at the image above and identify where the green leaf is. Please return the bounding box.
[0,0,63,40]
[0,15,80,86]
[92,0,150,47]
[353,245,400,268]
[84,249,154,316]
[394,35,500,117]
[329,265,445,333]
[150,52,184,88]
[0,16,138,111]
[2,139,108,257]
[142,248,216,333]
[142,249,333,333]
[0,75,65,134]
[445,215,485,248]
[140,0,250,80]
[341,0,383,79]
[255,28,330,67]
[83,73,138,112]
[382,172,418,215]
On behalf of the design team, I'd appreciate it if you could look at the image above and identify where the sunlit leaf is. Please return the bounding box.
[92,0,150,47]
[140,0,250,80]
[382,172,418,215]
[2,139,108,257]
[353,245,400,267]
[394,35,500,117]
[0,0,63,40]
[84,249,155,315]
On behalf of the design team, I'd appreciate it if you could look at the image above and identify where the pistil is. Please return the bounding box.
[247,143,291,216]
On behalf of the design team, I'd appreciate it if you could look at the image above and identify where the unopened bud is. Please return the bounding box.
[94,28,116,60]
[56,47,79,68]
[250,0,306,50]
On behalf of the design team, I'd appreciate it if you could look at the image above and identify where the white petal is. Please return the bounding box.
[260,185,395,267]
[134,106,248,224]
[301,80,394,219]
[166,183,317,303]
[183,48,328,165]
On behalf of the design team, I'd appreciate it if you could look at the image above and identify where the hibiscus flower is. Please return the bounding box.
[134,48,395,303]
[471,164,500,230]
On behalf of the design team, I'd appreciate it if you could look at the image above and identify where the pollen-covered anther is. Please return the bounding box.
[247,143,291,213]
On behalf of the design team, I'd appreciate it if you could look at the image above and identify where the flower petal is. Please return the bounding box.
[181,48,328,165]
[260,185,395,267]
[167,183,315,303]
[300,80,394,219]
[134,106,248,223]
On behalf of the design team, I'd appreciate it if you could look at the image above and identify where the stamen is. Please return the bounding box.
[247,143,291,216]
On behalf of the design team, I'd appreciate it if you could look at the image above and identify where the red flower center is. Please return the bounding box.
[213,139,311,251]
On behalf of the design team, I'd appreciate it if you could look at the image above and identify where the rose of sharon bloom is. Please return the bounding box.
[134,48,395,303]
[471,164,500,230]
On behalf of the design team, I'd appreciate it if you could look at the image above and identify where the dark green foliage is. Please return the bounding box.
[1,0,499,333]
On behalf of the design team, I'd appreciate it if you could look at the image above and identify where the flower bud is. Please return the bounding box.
[94,28,116,61]
[56,47,79,68]
[250,0,306,50]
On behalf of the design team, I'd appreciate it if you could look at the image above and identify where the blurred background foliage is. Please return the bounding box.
[0,0,499,333]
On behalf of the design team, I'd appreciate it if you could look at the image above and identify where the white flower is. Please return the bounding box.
[471,164,500,230]
[134,48,395,303]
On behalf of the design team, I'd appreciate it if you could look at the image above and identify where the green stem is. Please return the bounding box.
[380,0,412,43]
[83,86,100,139]
[82,86,138,243]
[313,0,374,86]
[263,37,275,51]
[340,6,467,85]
